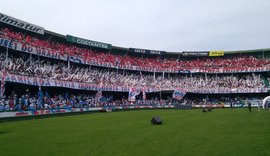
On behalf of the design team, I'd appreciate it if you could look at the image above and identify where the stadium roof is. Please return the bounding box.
[45,30,66,39]
[225,48,270,54]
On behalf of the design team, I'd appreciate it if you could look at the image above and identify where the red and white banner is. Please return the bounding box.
[0,37,68,60]
[0,73,268,94]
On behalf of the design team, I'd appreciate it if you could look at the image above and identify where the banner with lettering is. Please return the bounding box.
[66,35,112,50]
[0,73,268,94]
[0,12,44,34]
[182,51,209,57]
[129,48,166,55]
[0,37,68,60]
[209,50,224,56]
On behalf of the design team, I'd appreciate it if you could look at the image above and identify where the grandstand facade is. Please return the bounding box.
[0,13,269,116]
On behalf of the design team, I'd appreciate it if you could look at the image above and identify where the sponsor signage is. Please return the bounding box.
[129,48,166,55]
[0,108,103,118]
[130,48,146,53]
[66,35,112,50]
[209,50,224,56]
[182,51,209,56]
[0,12,44,35]
[149,50,166,55]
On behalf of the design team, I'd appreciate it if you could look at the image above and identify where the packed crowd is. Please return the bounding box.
[1,28,270,72]
[0,52,267,91]
[0,91,266,112]
[0,92,173,111]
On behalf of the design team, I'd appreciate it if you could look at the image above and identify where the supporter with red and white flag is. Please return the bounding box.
[172,89,187,101]
[128,87,141,101]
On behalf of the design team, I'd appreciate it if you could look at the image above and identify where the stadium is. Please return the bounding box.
[1,3,270,156]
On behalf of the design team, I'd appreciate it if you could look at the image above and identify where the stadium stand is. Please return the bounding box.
[0,21,269,114]
[1,27,270,73]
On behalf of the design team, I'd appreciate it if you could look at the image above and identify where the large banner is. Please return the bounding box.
[0,72,268,94]
[2,73,130,92]
[66,35,112,50]
[0,12,44,35]
[0,37,68,60]
[129,48,166,55]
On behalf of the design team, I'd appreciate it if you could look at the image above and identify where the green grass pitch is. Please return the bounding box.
[0,108,270,156]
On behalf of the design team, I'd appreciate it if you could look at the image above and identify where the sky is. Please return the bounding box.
[1,0,270,52]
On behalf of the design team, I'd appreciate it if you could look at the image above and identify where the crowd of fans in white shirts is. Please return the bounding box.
[0,52,267,91]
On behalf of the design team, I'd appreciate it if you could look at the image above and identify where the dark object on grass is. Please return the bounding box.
[151,116,162,125]
[202,109,207,113]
